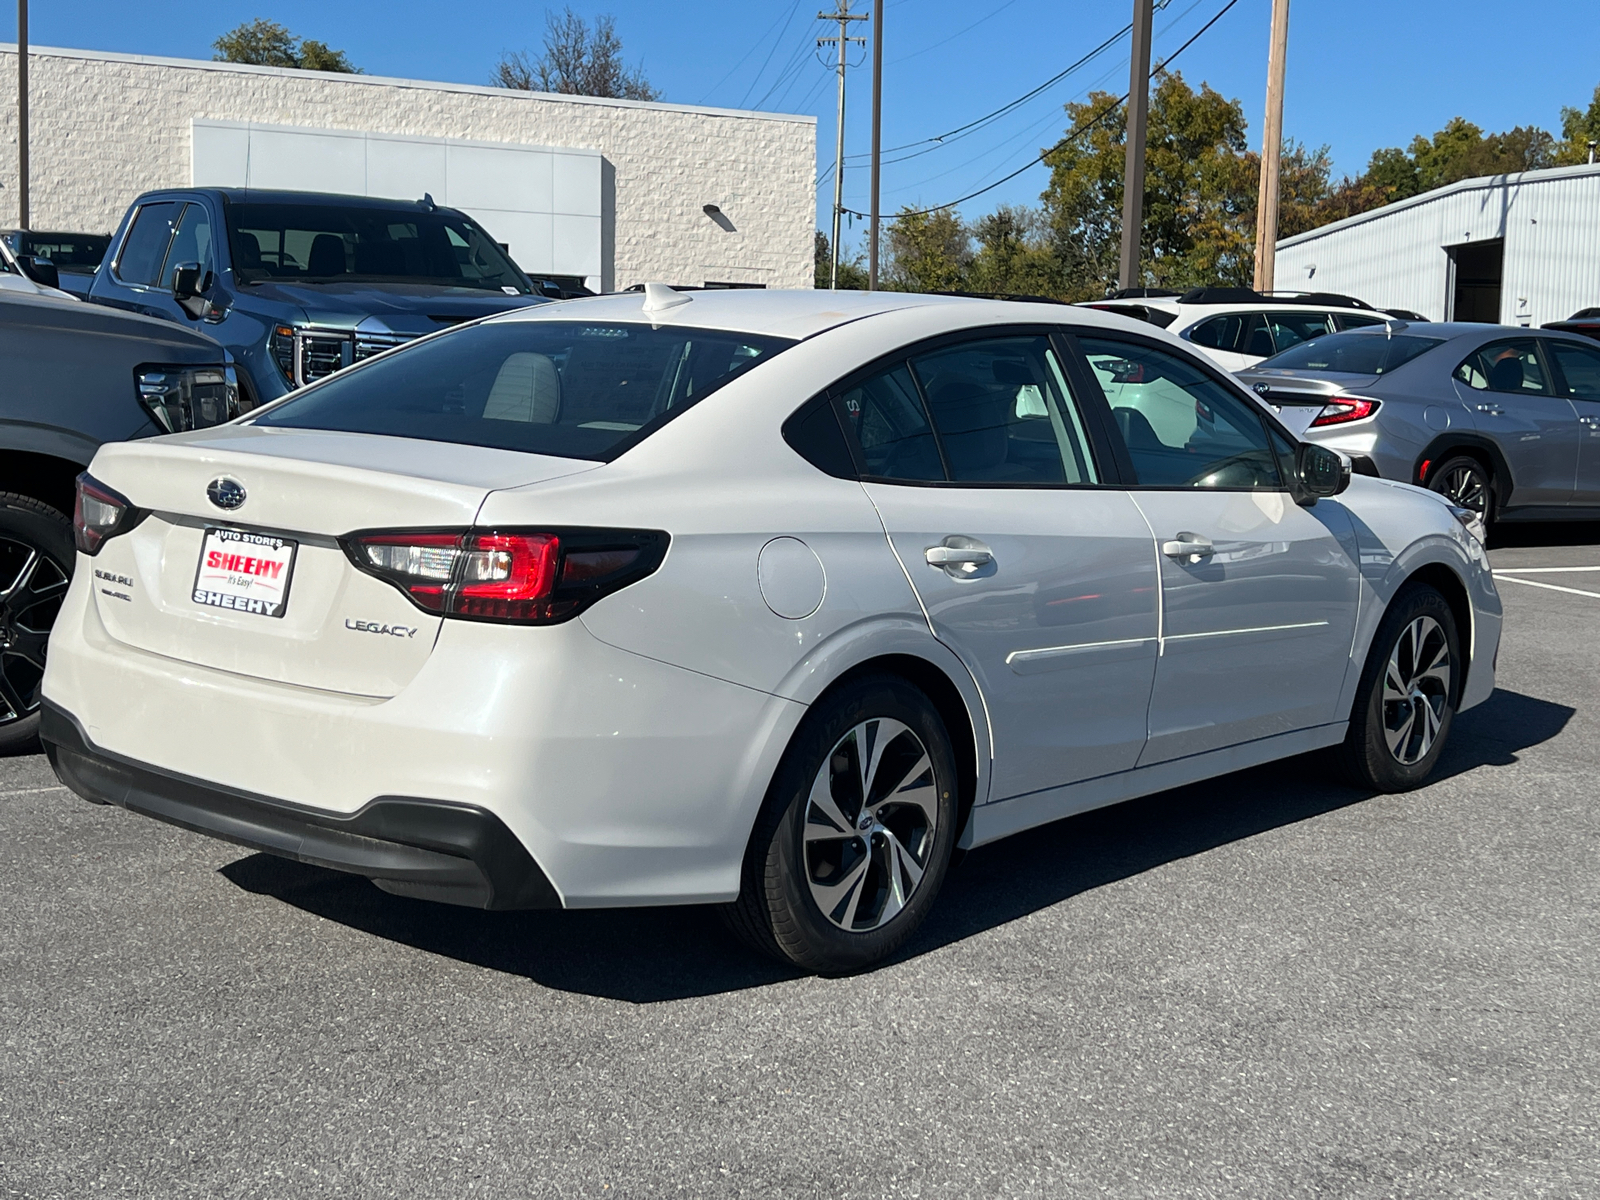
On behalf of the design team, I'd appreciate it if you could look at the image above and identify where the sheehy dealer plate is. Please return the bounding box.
[192,527,298,618]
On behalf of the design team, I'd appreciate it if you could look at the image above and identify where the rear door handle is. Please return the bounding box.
[1476,403,1505,416]
[1162,532,1215,563]
[925,537,994,576]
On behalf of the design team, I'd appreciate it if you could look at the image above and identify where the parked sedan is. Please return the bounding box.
[1238,323,1600,525]
[42,290,1499,972]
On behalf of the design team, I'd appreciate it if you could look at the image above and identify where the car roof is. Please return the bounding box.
[140,187,453,212]
[492,287,1145,343]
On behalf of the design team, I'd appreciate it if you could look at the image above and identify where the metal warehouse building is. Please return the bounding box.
[1273,163,1600,328]
[0,44,816,292]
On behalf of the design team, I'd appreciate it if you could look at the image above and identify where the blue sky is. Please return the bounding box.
[9,1,1600,253]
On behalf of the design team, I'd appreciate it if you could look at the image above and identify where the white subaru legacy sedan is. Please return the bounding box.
[42,289,1500,972]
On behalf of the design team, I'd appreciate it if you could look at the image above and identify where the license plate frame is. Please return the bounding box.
[191,527,299,619]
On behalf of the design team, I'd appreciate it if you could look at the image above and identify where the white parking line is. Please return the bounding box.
[0,786,68,798]
[1492,566,1600,574]
[1492,575,1600,600]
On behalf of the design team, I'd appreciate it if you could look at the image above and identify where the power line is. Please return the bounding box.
[841,0,1241,221]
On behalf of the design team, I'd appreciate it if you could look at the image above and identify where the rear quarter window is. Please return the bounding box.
[253,320,792,460]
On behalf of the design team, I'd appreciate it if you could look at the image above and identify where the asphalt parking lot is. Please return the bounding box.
[3,530,1598,1199]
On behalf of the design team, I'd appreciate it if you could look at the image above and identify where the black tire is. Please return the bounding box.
[725,674,960,974]
[1336,583,1461,792]
[0,493,74,755]
[1427,454,1495,527]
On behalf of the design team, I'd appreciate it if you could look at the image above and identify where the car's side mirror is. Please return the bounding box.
[17,255,59,291]
[170,261,209,319]
[1293,442,1351,506]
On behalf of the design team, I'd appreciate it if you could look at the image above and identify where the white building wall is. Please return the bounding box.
[0,45,816,291]
[1275,164,1600,328]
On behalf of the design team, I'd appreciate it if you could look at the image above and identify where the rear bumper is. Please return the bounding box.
[41,701,560,910]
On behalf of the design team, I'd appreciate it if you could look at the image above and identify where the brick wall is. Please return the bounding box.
[0,46,816,290]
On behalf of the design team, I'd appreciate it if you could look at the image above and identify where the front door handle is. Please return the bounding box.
[1476,403,1505,416]
[1580,415,1600,428]
[1162,532,1215,563]
[925,537,994,576]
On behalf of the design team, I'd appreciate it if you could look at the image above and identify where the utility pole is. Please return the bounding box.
[16,0,27,228]
[868,0,883,290]
[1253,0,1290,292]
[1117,0,1153,292]
[819,6,867,289]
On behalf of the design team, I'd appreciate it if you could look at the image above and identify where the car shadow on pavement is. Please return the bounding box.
[220,687,1572,1003]
[1489,520,1600,549]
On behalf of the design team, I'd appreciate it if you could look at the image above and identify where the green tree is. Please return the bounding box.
[213,19,359,72]
[966,205,1058,297]
[494,8,659,100]
[883,207,971,293]
[1557,85,1600,164]
[814,231,869,290]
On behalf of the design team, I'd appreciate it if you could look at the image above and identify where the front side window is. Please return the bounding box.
[1545,338,1600,402]
[1080,337,1282,489]
[254,321,790,460]
[1453,338,1549,394]
[114,201,181,286]
[227,202,531,293]
[160,203,214,289]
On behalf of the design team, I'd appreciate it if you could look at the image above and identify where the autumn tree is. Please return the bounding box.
[883,208,972,293]
[814,231,869,290]
[494,8,659,101]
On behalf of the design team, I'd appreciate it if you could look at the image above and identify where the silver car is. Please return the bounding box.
[1237,323,1600,525]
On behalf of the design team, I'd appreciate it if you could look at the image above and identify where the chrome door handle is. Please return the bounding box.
[1475,404,1505,416]
[1580,415,1600,427]
[925,537,994,576]
[1162,532,1215,563]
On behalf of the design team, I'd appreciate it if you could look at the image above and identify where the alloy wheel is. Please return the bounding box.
[0,537,68,725]
[1381,614,1452,765]
[1436,462,1488,513]
[803,717,940,932]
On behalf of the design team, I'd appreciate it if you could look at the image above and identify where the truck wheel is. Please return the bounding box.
[0,493,74,754]
[1337,583,1460,792]
[725,675,959,974]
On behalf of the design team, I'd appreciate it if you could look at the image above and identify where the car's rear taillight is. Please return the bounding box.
[73,473,143,556]
[1309,396,1380,427]
[342,528,669,624]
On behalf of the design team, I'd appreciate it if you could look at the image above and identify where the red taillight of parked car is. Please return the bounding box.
[72,473,142,556]
[1309,396,1380,427]
[343,528,669,624]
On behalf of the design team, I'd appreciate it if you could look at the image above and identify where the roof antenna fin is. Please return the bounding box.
[420,192,437,211]
[641,282,691,313]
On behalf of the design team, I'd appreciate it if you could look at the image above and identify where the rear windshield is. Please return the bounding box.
[1261,331,1444,375]
[14,232,110,272]
[226,202,532,293]
[253,320,793,460]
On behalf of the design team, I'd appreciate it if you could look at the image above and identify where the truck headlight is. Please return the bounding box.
[136,364,242,433]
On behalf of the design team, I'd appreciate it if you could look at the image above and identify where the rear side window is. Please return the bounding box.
[1453,339,1550,394]
[1264,331,1444,375]
[1265,310,1334,351]
[1335,313,1386,331]
[114,201,181,285]
[254,321,791,460]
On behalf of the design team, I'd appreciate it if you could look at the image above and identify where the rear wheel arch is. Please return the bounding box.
[1415,435,1509,497]
[0,449,84,519]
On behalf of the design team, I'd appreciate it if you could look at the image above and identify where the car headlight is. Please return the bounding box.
[136,364,241,433]
[1448,503,1487,546]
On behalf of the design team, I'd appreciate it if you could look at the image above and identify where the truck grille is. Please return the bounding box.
[297,333,352,385]
[354,332,415,362]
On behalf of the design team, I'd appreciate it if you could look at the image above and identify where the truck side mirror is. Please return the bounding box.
[17,255,60,291]
[170,262,208,319]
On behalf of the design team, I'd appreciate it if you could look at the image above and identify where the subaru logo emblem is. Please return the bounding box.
[206,477,246,511]
[1253,383,1269,394]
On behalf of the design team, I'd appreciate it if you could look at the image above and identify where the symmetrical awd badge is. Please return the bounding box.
[206,477,246,510]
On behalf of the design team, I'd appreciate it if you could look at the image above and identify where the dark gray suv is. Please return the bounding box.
[1237,323,1600,525]
[0,290,236,751]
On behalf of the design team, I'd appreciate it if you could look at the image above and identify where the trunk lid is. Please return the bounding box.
[1238,369,1381,437]
[86,428,597,696]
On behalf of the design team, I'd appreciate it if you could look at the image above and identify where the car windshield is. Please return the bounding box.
[14,232,111,272]
[253,320,793,460]
[226,202,532,293]
[1260,331,1444,375]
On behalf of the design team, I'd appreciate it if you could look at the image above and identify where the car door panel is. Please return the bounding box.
[1077,333,1362,762]
[1541,337,1600,505]
[869,485,1160,799]
[1451,338,1578,506]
